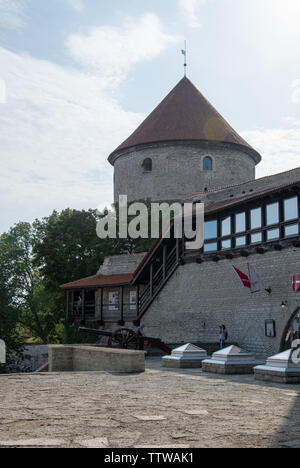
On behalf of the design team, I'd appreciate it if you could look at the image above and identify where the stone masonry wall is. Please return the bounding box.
[113,141,255,203]
[141,247,300,357]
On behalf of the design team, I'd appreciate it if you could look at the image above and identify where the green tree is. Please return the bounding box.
[0,222,52,346]
[33,209,114,291]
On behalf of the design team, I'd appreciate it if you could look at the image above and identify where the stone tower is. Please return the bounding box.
[108,77,261,203]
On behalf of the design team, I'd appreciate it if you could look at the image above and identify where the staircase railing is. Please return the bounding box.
[137,244,180,320]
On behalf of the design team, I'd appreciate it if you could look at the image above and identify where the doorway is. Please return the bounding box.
[280,307,300,351]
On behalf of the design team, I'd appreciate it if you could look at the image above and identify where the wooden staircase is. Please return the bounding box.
[137,242,182,321]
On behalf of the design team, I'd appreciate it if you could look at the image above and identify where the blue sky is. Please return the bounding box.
[0,0,300,233]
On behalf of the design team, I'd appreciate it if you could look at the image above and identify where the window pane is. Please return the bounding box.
[284,197,298,221]
[235,213,246,233]
[251,208,262,229]
[285,224,299,237]
[266,203,279,225]
[221,239,231,250]
[221,217,231,237]
[204,242,218,253]
[203,157,213,171]
[204,220,217,240]
[267,228,280,240]
[251,233,262,244]
[235,236,246,247]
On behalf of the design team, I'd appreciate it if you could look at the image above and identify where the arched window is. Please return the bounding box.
[203,156,213,171]
[142,158,152,173]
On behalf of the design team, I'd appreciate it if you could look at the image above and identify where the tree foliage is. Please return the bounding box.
[0,203,158,367]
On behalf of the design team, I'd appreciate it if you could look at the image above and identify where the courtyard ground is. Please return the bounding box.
[0,357,299,448]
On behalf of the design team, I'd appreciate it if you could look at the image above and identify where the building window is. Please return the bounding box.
[235,212,246,233]
[221,217,231,237]
[142,158,152,173]
[204,220,217,240]
[201,193,299,255]
[203,156,213,171]
[266,202,279,226]
[250,208,262,229]
[284,197,298,221]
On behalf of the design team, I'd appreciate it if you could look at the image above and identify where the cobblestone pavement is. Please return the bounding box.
[0,357,299,448]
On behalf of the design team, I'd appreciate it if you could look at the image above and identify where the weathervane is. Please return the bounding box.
[181,41,187,77]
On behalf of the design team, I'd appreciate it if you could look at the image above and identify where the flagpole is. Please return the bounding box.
[184,40,187,77]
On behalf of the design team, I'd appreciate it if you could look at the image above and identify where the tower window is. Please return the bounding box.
[142,158,152,173]
[203,156,213,171]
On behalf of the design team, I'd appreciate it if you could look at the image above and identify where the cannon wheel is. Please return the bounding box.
[108,328,138,349]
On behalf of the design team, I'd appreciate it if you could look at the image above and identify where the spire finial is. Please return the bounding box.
[181,41,187,77]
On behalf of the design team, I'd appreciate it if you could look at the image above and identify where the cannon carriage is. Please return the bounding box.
[79,327,172,354]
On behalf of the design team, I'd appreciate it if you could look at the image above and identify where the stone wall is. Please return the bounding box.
[113,141,256,203]
[22,345,48,372]
[140,246,300,357]
[49,345,145,373]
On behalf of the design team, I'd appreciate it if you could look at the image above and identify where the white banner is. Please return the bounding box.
[0,340,6,364]
[130,291,137,310]
[108,292,119,311]
[248,264,261,293]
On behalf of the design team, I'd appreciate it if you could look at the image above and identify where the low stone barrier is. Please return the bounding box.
[162,343,209,368]
[49,345,145,373]
[202,345,263,375]
[254,349,300,384]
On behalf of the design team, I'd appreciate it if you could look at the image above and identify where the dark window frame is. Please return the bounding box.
[202,192,300,254]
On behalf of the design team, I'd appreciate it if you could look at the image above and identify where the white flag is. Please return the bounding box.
[248,264,261,293]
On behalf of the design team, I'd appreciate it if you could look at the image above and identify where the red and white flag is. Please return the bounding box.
[292,275,300,292]
[248,264,261,293]
[232,266,251,289]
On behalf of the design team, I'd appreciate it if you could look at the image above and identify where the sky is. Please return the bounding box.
[0,0,300,234]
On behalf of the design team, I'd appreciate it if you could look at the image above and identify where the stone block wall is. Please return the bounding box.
[49,345,145,373]
[113,141,255,203]
[140,247,300,357]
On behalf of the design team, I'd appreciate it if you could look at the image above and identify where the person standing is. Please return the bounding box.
[219,325,228,350]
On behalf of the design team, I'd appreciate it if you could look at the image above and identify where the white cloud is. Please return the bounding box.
[292,79,300,104]
[61,0,84,11]
[241,125,300,179]
[0,47,144,233]
[0,0,29,30]
[0,13,179,233]
[178,0,211,29]
[66,13,180,86]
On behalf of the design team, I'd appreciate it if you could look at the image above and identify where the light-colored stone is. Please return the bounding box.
[135,445,190,449]
[162,343,208,368]
[184,410,208,416]
[254,349,300,384]
[112,141,256,204]
[75,438,108,448]
[202,345,263,375]
[134,415,166,421]
[49,345,145,373]
[0,438,65,447]
[141,247,300,358]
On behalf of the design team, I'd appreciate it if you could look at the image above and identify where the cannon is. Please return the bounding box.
[78,327,172,354]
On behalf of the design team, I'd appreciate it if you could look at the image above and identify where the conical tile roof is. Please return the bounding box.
[109,77,261,164]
